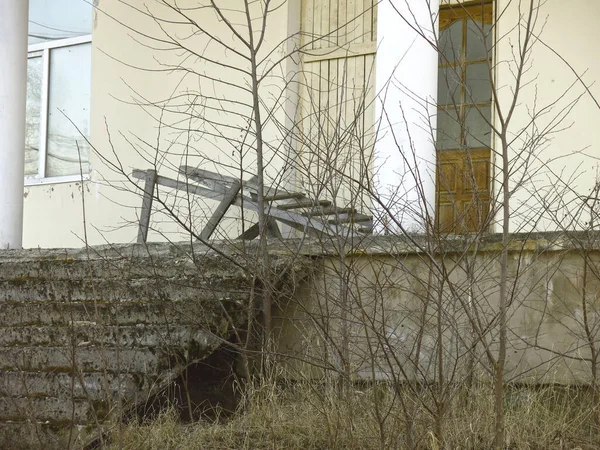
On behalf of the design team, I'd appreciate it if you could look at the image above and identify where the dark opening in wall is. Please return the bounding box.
[132,343,242,423]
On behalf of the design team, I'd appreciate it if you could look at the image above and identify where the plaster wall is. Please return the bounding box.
[21,0,600,248]
[492,0,600,232]
[0,241,257,449]
[275,233,600,384]
[22,0,300,248]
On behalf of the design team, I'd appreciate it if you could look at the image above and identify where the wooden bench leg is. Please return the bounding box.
[199,180,241,241]
[137,169,156,243]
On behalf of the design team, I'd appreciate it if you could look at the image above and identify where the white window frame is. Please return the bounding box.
[25,34,92,186]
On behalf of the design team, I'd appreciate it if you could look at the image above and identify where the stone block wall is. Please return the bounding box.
[0,243,259,449]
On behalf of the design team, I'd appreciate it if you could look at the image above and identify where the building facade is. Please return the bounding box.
[0,0,598,248]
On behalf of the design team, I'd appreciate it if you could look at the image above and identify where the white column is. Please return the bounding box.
[0,0,29,249]
[374,0,439,233]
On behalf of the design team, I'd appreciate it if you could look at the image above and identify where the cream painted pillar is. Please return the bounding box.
[0,0,29,249]
[375,0,439,233]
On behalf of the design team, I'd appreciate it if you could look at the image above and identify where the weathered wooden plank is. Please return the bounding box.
[306,206,356,217]
[363,51,377,171]
[312,0,322,49]
[302,0,314,48]
[199,180,241,241]
[263,192,305,201]
[338,0,348,46]
[277,198,332,210]
[136,169,156,244]
[329,212,372,224]
[354,0,365,44]
[352,54,366,203]
[266,217,283,238]
[132,170,224,202]
[330,0,339,47]
[364,0,375,43]
[237,222,260,240]
[320,0,330,48]
[320,59,330,174]
[180,165,238,185]
[233,194,355,236]
[347,0,357,44]
[131,171,353,237]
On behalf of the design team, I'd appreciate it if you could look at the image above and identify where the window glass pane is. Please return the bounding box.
[29,0,92,45]
[465,63,492,104]
[46,43,91,177]
[438,66,462,106]
[436,108,462,150]
[466,21,492,60]
[464,106,492,148]
[25,57,42,176]
[439,21,462,64]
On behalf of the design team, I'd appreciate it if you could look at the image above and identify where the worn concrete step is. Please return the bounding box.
[0,325,217,348]
[0,372,141,400]
[0,241,296,450]
[0,277,251,303]
[0,299,247,328]
[0,347,165,373]
[0,334,220,372]
[0,247,251,282]
[0,420,93,450]
[0,396,99,423]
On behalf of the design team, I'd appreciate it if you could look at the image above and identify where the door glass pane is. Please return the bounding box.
[465,63,492,104]
[466,21,492,60]
[25,56,42,176]
[437,108,462,150]
[438,66,462,106]
[46,43,91,177]
[29,0,92,45]
[464,106,491,148]
[439,21,462,64]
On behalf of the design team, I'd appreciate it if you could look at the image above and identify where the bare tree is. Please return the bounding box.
[21,0,600,448]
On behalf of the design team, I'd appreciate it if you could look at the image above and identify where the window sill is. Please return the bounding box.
[24,174,90,187]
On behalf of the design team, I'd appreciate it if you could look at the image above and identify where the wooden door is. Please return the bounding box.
[437,149,490,233]
[436,1,494,233]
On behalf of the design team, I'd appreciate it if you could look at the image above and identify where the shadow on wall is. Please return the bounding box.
[129,344,242,424]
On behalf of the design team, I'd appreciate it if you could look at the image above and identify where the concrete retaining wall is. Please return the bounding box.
[5,233,600,447]
[276,232,600,385]
[0,243,265,449]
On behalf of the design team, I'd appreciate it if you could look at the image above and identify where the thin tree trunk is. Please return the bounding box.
[494,132,510,449]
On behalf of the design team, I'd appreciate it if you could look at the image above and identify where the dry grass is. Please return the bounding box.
[106,381,599,449]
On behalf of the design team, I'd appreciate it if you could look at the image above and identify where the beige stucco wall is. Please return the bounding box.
[274,233,600,384]
[23,0,300,248]
[21,0,600,247]
[493,0,600,233]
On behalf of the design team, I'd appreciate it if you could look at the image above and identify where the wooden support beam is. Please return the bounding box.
[263,192,305,201]
[180,166,305,202]
[199,180,241,241]
[136,169,156,243]
[133,170,224,201]
[266,217,282,238]
[234,195,354,236]
[305,207,356,217]
[278,199,332,210]
[180,165,238,184]
[133,169,357,238]
[329,213,373,224]
[237,223,260,240]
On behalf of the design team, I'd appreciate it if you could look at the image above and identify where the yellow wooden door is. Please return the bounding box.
[436,1,493,233]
